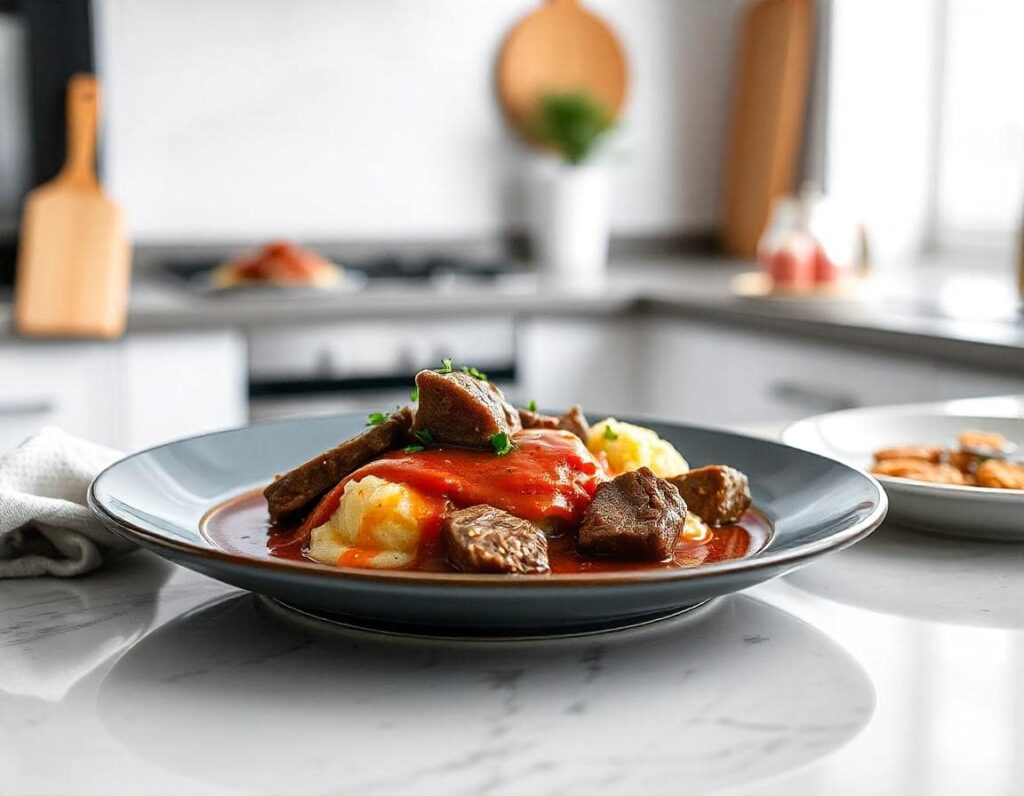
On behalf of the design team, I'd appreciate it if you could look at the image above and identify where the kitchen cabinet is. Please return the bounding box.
[517,316,647,415]
[0,330,246,453]
[519,316,1024,427]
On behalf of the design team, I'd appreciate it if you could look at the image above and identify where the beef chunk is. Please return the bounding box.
[558,404,590,441]
[443,505,550,574]
[412,370,515,448]
[264,407,412,521]
[485,381,523,434]
[518,404,590,441]
[668,465,751,526]
[577,467,686,561]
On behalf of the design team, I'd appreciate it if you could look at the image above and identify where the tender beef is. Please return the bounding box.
[518,404,590,442]
[485,381,523,434]
[557,404,590,441]
[412,370,515,448]
[264,407,412,521]
[443,505,550,574]
[668,465,751,527]
[577,467,687,561]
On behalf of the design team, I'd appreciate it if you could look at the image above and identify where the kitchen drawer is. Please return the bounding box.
[0,342,121,451]
[518,317,645,417]
[0,331,246,454]
[644,321,1023,426]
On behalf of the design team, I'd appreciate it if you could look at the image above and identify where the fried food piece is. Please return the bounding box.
[871,458,967,485]
[948,449,982,475]
[958,430,1008,453]
[975,459,1024,490]
[873,445,943,463]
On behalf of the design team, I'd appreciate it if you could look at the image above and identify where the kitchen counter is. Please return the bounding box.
[3,515,1023,794]
[2,257,1022,373]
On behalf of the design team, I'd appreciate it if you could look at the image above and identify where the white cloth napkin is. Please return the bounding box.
[0,427,132,578]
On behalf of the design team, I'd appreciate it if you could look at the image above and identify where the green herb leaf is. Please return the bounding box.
[491,432,513,456]
[603,424,619,441]
[410,385,419,402]
[367,411,389,426]
[531,91,614,166]
[439,358,453,374]
[402,445,425,454]
[415,428,435,446]
[461,365,488,381]
[527,399,538,412]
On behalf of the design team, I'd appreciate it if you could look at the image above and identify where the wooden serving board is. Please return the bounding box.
[497,0,628,137]
[720,0,815,258]
[15,74,130,338]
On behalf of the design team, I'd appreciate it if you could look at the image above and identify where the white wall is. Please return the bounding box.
[94,0,746,243]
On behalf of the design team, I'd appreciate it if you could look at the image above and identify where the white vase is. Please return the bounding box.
[530,159,611,282]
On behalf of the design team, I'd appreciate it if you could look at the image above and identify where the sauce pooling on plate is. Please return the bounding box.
[203,490,770,574]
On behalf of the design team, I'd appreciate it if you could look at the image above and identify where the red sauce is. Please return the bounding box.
[205,494,769,575]
[294,429,603,535]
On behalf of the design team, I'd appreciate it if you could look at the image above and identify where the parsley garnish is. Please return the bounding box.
[367,411,389,426]
[461,365,488,381]
[403,445,425,454]
[410,385,419,402]
[603,424,619,441]
[527,399,538,412]
[415,428,435,446]
[491,432,513,456]
[438,358,453,374]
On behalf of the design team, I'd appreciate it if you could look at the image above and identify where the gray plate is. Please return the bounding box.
[89,414,887,635]
[782,400,1024,541]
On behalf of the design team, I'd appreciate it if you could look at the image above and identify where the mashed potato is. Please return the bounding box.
[587,418,688,478]
[308,475,444,569]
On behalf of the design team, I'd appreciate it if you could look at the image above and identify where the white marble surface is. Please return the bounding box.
[2,521,1023,795]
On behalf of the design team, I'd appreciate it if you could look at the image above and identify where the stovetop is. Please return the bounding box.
[157,253,528,292]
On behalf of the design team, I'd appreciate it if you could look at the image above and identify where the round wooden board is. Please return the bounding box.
[497,0,627,137]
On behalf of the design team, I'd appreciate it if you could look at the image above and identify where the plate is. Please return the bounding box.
[782,400,1024,541]
[89,414,887,635]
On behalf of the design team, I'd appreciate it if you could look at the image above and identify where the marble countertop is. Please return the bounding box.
[4,477,1023,794]
[2,256,1022,371]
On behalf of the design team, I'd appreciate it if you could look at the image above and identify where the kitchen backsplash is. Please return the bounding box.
[93,0,746,243]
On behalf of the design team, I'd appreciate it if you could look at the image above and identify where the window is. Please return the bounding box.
[933,0,1024,250]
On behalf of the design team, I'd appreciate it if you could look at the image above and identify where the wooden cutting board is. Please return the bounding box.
[15,74,131,338]
[720,0,814,258]
[497,0,628,137]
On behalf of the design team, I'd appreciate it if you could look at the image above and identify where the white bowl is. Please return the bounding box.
[782,399,1024,541]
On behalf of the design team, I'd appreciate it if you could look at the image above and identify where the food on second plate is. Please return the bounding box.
[577,467,688,560]
[586,417,689,477]
[975,459,1024,490]
[668,465,752,527]
[262,363,756,574]
[870,429,1022,489]
[211,240,341,289]
[871,459,967,485]
[443,505,550,574]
